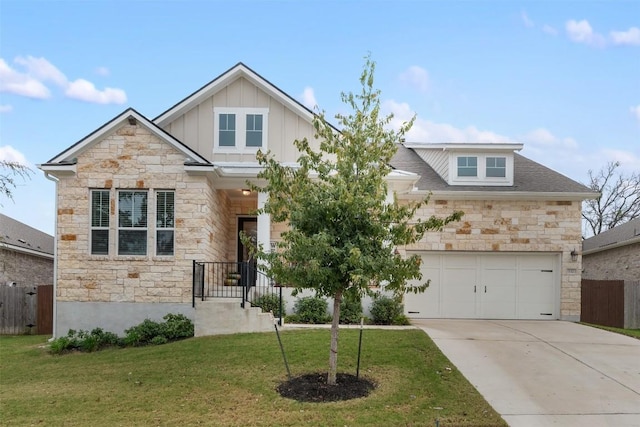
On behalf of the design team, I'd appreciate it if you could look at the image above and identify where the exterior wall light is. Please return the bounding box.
[570,249,578,262]
[242,189,251,196]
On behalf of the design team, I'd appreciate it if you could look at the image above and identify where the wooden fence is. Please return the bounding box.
[0,285,53,335]
[581,279,640,329]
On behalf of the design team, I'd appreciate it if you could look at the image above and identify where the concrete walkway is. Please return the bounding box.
[413,319,640,427]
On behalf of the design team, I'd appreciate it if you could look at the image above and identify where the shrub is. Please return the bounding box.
[293,296,330,324]
[48,328,122,355]
[124,319,164,346]
[253,293,285,318]
[161,313,194,340]
[370,295,410,325]
[339,295,363,324]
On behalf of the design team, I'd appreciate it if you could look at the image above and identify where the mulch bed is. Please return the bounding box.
[277,372,375,402]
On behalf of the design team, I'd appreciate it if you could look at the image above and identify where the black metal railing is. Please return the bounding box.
[192,260,283,325]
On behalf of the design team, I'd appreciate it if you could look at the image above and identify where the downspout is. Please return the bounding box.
[43,172,59,339]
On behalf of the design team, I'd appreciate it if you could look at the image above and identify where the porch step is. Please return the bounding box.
[194,299,274,337]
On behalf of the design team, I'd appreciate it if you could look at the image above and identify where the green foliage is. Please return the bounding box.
[293,296,331,324]
[339,294,363,324]
[48,314,194,354]
[370,295,409,325]
[252,293,285,318]
[48,328,122,354]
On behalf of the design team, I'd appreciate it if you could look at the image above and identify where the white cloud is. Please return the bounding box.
[0,104,13,113]
[398,66,429,93]
[65,79,127,104]
[0,58,51,99]
[565,19,605,47]
[95,66,110,76]
[610,27,640,46]
[542,25,558,36]
[14,56,67,86]
[0,145,28,164]
[630,105,640,122]
[599,149,640,171]
[384,100,511,143]
[0,56,127,105]
[521,11,534,28]
[522,128,578,149]
[300,86,317,110]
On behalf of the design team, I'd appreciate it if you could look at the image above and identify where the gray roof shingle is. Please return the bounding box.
[0,214,54,256]
[582,218,640,252]
[390,144,595,194]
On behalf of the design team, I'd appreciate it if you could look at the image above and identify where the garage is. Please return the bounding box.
[404,253,560,320]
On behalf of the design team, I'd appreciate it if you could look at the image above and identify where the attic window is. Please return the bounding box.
[486,157,506,177]
[214,107,268,153]
[457,157,477,177]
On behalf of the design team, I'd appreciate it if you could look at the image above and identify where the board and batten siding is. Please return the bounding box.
[162,76,317,164]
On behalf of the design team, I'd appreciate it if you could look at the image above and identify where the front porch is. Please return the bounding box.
[192,261,283,336]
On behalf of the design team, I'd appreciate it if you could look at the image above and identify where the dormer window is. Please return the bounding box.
[457,156,478,177]
[486,157,506,177]
[214,107,268,152]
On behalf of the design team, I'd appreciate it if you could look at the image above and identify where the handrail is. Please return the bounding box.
[192,261,283,325]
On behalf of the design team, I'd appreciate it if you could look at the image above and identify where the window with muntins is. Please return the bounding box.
[118,191,148,255]
[457,156,478,177]
[219,114,236,147]
[214,108,268,152]
[486,157,506,177]
[156,191,175,256]
[90,190,110,255]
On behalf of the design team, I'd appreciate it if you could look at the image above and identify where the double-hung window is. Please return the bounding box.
[90,190,110,255]
[118,190,148,255]
[486,157,506,177]
[156,191,175,256]
[214,108,268,152]
[457,156,478,177]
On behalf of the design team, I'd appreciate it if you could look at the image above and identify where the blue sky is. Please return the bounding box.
[1,0,638,235]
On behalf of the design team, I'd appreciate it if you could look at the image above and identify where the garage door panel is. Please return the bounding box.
[406,252,559,320]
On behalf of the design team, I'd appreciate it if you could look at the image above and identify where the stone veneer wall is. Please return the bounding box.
[55,123,225,305]
[0,250,53,286]
[402,198,583,319]
[582,242,640,281]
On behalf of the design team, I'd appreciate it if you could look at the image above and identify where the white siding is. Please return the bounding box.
[415,148,448,180]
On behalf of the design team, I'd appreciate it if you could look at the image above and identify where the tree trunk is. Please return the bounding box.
[328,289,342,385]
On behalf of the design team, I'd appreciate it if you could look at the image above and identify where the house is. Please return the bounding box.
[39,63,596,337]
[0,214,54,287]
[582,218,640,281]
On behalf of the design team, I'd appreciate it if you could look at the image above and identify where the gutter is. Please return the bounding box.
[582,236,640,256]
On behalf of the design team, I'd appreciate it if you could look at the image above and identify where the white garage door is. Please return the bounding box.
[404,253,559,320]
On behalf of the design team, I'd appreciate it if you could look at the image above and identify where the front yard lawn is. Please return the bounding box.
[0,328,505,426]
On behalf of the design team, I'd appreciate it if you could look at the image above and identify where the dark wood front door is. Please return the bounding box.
[237,217,257,286]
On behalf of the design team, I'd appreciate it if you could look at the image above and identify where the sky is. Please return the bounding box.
[1,0,638,236]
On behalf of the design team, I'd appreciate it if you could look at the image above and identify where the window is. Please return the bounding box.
[156,191,175,256]
[457,156,478,177]
[219,114,236,147]
[214,108,268,152]
[246,114,263,147]
[486,157,506,177]
[90,190,110,255]
[118,191,148,255]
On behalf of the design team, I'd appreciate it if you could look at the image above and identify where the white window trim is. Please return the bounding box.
[449,153,514,186]
[213,107,269,153]
[117,190,149,256]
[90,189,110,255]
[155,190,175,257]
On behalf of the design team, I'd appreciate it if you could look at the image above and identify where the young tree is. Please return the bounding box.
[0,160,32,204]
[582,161,640,236]
[251,57,462,385]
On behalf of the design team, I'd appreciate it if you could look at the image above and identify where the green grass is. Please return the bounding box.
[581,323,640,339]
[0,329,505,426]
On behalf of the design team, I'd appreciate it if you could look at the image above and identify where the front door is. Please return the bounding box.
[237,217,257,286]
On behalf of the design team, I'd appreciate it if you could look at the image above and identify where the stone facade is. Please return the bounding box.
[0,249,53,287]
[55,123,223,305]
[582,242,640,281]
[402,198,583,318]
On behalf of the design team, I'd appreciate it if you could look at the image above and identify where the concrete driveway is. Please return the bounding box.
[413,320,640,427]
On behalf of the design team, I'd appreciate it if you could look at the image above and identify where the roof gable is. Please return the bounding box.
[42,108,210,165]
[153,62,316,128]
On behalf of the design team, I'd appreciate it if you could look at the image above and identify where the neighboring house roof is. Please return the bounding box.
[0,214,54,259]
[41,108,212,166]
[153,62,319,129]
[582,218,640,255]
[390,144,597,200]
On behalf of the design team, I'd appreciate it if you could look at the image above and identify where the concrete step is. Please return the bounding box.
[194,299,274,337]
